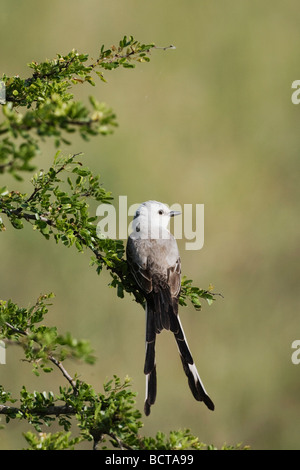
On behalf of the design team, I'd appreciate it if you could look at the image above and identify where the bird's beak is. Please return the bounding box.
[170,210,181,217]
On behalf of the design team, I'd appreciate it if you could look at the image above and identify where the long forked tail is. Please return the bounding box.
[143,298,214,415]
[174,315,215,411]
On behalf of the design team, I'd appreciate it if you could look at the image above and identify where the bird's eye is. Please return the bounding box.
[158,209,164,215]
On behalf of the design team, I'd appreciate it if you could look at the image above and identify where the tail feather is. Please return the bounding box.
[144,302,157,415]
[153,290,171,332]
[174,316,215,411]
[144,340,155,375]
[144,296,214,415]
[144,365,157,416]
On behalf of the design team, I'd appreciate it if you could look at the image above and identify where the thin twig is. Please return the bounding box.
[4,321,78,392]
[108,432,134,451]
[48,355,77,391]
[154,44,176,50]
[4,322,26,336]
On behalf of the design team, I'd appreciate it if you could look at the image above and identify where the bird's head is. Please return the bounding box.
[132,200,180,238]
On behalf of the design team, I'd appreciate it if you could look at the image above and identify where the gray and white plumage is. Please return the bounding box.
[126,200,214,416]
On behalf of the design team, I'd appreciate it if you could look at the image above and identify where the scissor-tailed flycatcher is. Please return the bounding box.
[126,200,214,416]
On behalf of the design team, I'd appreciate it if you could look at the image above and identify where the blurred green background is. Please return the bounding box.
[1,0,300,450]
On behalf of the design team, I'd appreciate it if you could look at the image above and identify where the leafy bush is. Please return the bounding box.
[0,36,228,450]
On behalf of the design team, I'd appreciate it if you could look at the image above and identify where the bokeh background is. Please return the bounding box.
[1,0,300,450]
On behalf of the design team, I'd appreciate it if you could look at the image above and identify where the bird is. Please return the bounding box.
[126,200,214,416]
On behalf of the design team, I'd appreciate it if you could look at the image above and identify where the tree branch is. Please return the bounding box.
[0,404,76,417]
[48,356,77,391]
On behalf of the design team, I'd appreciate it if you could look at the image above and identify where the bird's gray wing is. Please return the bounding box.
[126,235,152,294]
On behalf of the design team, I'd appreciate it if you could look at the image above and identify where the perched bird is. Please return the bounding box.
[126,200,214,416]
